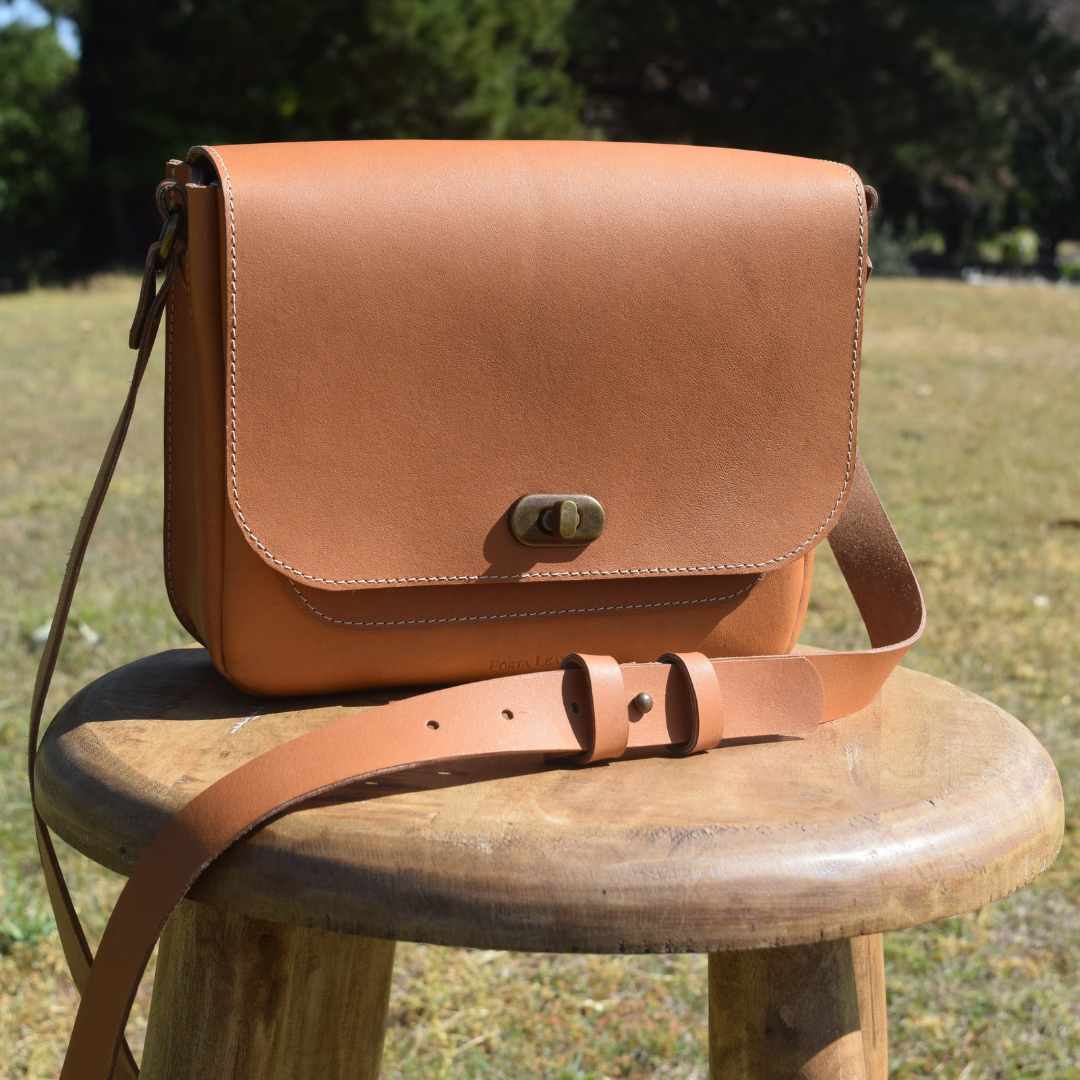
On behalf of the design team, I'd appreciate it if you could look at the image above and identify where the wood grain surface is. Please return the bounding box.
[709,935,885,1080]
[140,899,394,1080]
[35,648,1062,953]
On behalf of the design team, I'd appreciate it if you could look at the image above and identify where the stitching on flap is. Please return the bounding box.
[209,148,863,587]
[289,576,761,629]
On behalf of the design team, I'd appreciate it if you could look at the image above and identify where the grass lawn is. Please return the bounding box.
[1,275,1079,1078]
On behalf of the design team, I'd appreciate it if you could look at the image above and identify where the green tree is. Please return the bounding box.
[12,0,1080,277]
[75,0,584,266]
[0,20,87,288]
[567,0,1080,264]
[1003,32,1080,258]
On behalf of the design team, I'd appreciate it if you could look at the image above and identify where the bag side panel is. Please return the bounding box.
[162,183,226,661]
[785,545,815,653]
[163,269,200,639]
[220,511,815,695]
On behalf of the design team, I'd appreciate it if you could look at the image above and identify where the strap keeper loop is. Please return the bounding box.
[659,652,724,755]
[560,653,629,764]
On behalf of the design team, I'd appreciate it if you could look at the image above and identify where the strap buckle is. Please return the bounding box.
[129,186,186,350]
[155,205,182,269]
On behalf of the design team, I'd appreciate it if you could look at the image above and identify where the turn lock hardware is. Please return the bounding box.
[509,494,605,547]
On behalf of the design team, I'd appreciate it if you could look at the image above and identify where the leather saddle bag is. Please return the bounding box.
[167,140,888,695]
[30,140,924,1080]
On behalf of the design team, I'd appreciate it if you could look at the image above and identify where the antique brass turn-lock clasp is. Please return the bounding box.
[509,494,605,547]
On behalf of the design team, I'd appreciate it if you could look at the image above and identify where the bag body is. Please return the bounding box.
[164,140,868,695]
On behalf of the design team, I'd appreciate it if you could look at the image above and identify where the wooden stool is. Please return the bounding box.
[35,649,1062,1080]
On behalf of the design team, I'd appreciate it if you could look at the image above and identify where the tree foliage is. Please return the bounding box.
[0,21,87,288]
[568,0,1080,263]
[76,0,583,264]
[5,0,1080,278]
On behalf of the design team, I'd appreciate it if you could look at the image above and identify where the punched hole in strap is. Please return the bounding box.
[659,652,724,755]
[560,653,629,764]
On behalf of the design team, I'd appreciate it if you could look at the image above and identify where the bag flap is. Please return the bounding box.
[194,140,866,591]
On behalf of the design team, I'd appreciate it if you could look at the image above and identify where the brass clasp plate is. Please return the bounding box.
[509,494,605,546]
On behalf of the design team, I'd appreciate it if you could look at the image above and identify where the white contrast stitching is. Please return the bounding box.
[209,149,864,586]
[289,577,760,629]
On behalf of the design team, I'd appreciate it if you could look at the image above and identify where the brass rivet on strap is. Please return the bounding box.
[633,692,654,714]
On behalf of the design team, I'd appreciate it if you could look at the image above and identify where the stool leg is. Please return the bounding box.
[276,915,397,1079]
[850,934,887,1080]
[140,899,395,1080]
[708,934,886,1080]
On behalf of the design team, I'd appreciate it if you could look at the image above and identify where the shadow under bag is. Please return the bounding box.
[29,140,924,1079]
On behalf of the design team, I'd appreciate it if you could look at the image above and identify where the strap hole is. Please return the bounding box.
[426,720,439,730]
[571,702,581,714]
[502,709,514,719]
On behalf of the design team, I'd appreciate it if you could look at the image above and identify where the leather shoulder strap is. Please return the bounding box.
[31,245,922,1080]
[28,240,177,1080]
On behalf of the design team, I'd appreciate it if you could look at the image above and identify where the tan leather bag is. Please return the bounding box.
[30,141,923,1080]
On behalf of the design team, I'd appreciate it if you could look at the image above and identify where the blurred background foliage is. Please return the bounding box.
[0,14,85,287]
[6,0,1080,284]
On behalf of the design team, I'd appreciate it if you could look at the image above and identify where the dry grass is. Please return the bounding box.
[1,276,1078,1078]
[804,279,1080,1079]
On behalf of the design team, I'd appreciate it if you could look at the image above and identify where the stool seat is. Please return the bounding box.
[36,647,1062,954]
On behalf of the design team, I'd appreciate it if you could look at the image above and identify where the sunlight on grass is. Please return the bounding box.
[1,276,1078,1078]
